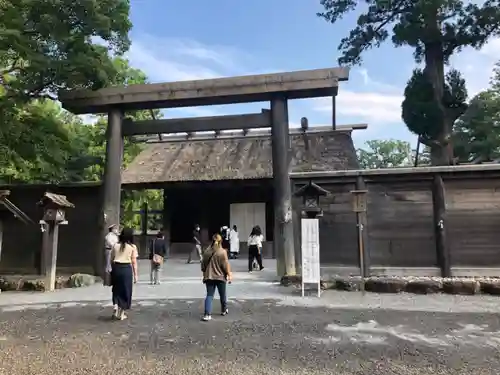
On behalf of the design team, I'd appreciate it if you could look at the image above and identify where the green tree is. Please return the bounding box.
[402,68,468,164]
[0,98,82,183]
[318,0,500,165]
[452,63,500,163]
[357,139,414,169]
[65,57,163,230]
[0,0,131,102]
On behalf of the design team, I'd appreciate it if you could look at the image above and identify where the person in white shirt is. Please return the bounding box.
[229,225,239,259]
[247,225,264,273]
[104,224,119,283]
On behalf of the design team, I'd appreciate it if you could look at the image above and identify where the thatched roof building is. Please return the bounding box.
[122,126,361,185]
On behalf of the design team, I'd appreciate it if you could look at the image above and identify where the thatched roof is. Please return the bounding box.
[122,127,360,184]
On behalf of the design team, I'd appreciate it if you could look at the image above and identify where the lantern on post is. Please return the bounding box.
[38,192,74,292]
[294,180,330,298]
[294,181,330,219]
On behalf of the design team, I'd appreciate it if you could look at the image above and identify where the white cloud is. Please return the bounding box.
[313,89,403,124]
[356,68,402,94]
[125,34,253,117]
[450,37,499,98]
[127,41,221,82]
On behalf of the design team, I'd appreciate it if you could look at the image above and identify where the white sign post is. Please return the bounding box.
[301,218,321,297]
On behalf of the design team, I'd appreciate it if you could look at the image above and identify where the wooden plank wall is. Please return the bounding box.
[304,182,358,265]
[296,174,500,270]
[0,185,101,274]
[366,181,436,267]
[446,179,500,266]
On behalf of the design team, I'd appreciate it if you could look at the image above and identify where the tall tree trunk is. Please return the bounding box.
[423,10,453,166]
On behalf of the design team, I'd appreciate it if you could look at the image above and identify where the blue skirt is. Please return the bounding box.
[111,263,133,310]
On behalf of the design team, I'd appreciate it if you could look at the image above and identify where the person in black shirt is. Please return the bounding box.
[220,225,230,256]
[187,224,203,264]
[149,230,168,285]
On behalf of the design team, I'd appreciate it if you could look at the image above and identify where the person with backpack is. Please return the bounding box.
[200,233,232,321]
[149,230,168,285]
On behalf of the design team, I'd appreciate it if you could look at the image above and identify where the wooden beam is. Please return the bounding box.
[59,67,350,114]
[122,109,271,136]
[431,174,450,277]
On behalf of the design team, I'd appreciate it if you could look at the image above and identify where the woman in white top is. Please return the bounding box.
[229,225,240,259]
[110,227,138,320]
[247,225,264,272]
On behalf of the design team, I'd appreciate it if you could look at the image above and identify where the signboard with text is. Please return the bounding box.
[301,218,321,296]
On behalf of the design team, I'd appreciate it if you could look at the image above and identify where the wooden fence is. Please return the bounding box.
[291,164,500,278]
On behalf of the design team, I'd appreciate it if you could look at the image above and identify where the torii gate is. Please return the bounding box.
[59,67,350,277]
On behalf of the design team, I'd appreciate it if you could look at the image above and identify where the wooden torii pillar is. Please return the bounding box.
[99,108,124,276]
[271,96,296,277]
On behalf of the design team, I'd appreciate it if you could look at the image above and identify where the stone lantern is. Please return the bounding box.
[38,192,74,291]
[294,181,330,218]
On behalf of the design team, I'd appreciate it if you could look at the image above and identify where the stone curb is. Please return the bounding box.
[280,275,500,296]
[0,274,101,292]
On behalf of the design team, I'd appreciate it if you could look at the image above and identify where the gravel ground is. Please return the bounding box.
[1,299,499,375]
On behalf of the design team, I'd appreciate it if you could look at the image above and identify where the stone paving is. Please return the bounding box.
[1,259,500,374]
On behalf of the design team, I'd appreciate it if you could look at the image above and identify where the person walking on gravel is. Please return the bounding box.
[104,224,119,287]
[149,229,167,285]
[201,233,232,321]
[187,224,202,263]
[247,225,264,273]
[110,227,138,320]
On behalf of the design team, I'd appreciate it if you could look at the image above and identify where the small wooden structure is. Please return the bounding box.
[38,192,74,291]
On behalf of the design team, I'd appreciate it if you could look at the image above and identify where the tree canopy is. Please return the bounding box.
[402,68,468,164]
[0,0,132,102]
[452,62,500,163]
[318,0,500,165]
[357,139,414,169]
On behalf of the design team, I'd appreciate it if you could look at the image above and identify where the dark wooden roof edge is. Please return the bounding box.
[290,163,500,179]
[294,181,331,197]
[0,181,102,190]
[144,124,367,144]
[37,192,75,208]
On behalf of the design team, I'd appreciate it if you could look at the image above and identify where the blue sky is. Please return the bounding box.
[124,0,499,148]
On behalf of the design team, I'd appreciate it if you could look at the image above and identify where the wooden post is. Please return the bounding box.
[332,92,337,130]
[162,190,171,257]
[356,177,370,278]
[432,174,450,277]
[43,223,59,292]
[140,201,148,258]
[100,108,123,273]
[351,178,369,291]
[0,219,3,262]
[271,95,296,277]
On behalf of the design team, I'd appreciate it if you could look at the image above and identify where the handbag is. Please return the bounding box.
[153,253,163,265]
[151,239,164,265]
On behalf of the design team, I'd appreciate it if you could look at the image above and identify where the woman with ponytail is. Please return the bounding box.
[110,227,138,320]
[200,233,232,321]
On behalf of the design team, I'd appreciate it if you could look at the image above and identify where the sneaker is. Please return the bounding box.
[119,311,127,321]
[248,271,253,274]
[260,266,265,271]
[201,315,212,321]
[221,309,228,316]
